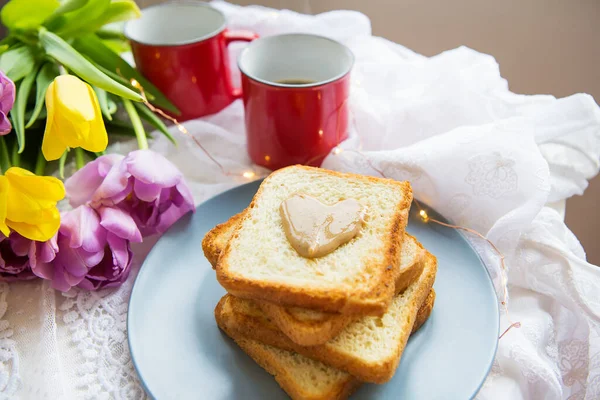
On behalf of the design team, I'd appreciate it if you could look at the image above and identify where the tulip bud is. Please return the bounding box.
[42,75,108,161]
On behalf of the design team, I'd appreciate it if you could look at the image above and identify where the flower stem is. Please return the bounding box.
[58,151,67,179]
[123,99,148,150]
[34,151,46,175]
[10,140,20,167]
[0,136,10,173]
[75,148,85,170]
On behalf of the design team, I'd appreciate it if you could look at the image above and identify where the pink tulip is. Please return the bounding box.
[32,205,141,291]
[0,70,15,135]
[66,149,195,236]
[0,233,57,281]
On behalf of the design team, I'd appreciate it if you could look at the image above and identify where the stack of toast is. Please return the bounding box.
[202,166,438,400]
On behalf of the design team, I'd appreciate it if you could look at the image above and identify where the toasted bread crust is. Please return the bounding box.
[202,212,244,268]
[236,336,362,400]
[204,211,424,346]
[237,339,360,400]
[215,298,361,400]
[388,234,426,298]
[217,253,437,383]
[257,238,425,346]
[214,290,434,400]
[413,289,435,333]
[256,301,354,347]
[215,165,413,316]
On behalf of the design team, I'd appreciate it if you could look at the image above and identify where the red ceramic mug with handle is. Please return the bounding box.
[238,34,354,170]
[124,3,258,121]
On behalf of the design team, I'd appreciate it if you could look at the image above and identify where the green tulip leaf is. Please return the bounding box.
[0,45,36,82]
[25,62,59,128]
[96,26,126,41]
[0,36,18,48]
[93,86,113,121]
[43,0,89,30]
[55,0,110,37]
[53,0,89,15]
[73,34,179,114]
[104,0,141,23]
[42,14,66,32]
[101,39,130,55]
[86,0,140,32]
[1,0,59,31]
[24,107,47,123]
[39,29,143,101]
[10,64,38,153]
[134,101,177,145]
[87,59,145,94]
[85,58,156,103]
[107,98,117,114]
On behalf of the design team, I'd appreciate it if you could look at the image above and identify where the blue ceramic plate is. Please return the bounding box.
[128,180,499,399]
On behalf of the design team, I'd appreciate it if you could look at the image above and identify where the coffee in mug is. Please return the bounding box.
[275,79,318,85]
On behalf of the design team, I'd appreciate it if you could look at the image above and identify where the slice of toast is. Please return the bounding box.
[203,212,425,346]
[215,165,413,316]
[215,291,435,400]
[202,211,245,268]
[414,289,436,330]
[217,252,437,383]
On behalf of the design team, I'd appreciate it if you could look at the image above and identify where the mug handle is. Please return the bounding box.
[224,30,259,99]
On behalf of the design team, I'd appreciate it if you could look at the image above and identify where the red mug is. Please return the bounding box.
[124,3,258,121]
[238,34,354,170]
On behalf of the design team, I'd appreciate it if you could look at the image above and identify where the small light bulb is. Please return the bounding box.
[264,155,271,162]
[243,171,255,179]
[419,209,429,223]
[333,147,342,155]
[130,79,140,88]
[318,129,324,137]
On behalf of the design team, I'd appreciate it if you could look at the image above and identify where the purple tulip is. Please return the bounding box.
[0,232,58,281]
[32,205,142,292]
[65,153,124,208]
[0,71,15,135]
[66,149,195,237]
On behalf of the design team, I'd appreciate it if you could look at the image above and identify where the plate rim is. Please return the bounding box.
[128,179,500,399]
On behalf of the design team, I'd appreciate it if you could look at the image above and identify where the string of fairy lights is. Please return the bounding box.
[132,78,520,339]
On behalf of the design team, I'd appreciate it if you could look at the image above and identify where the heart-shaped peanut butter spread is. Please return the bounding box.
[279,193,367,258]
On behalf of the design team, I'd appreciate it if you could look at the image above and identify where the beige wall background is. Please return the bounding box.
[136,0,600,265]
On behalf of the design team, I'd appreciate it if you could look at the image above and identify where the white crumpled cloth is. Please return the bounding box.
[5,2,600,399]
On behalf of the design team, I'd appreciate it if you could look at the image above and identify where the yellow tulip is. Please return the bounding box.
[0,177,8,237]
[42,75,108,161]
[0,167,65,241]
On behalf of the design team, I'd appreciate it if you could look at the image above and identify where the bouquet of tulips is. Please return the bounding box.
[0,0,195,291]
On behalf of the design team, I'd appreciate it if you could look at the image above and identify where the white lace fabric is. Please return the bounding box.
[5,2,600,399]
